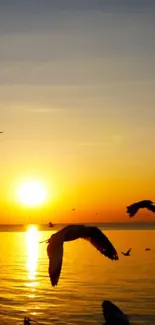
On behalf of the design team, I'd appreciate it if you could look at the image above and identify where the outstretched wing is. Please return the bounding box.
[47,242,63,286]
[147,204,155,213]
[81,226,118,260]
[127,200,154,217]
[126,203,139,217]
[126,248,131,255]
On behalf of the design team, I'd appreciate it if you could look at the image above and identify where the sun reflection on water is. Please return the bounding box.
[26,225,39,287]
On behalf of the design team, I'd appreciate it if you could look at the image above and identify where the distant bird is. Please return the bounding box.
[46,225,118,286]
[145,248,151,251]
[121,248,131,256]
[0,132,3,133]
[102,300,130,324]
[72,208,75,211]
[126,200,155,217]
[48,222,54,228]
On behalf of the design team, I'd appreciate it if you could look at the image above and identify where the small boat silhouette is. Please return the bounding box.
[48,222,54,228]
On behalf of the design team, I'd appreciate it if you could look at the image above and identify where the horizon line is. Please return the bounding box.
[0,221,155,226]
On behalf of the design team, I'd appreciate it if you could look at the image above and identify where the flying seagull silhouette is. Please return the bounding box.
[46,225,118,286]
[102,300,130,324]
[126,200,155,217]
[121,248,131,256]
[145,248,151,251]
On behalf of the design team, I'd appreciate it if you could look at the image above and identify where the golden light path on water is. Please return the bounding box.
[26,225,40,293]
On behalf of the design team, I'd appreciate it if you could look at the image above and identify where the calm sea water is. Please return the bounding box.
[0,224,155,324]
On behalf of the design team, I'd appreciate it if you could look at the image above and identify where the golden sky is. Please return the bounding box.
[0,1,155,224]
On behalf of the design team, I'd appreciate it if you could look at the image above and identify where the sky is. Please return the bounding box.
[0,0,155,224]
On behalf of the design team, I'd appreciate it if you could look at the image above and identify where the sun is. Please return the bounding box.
[18,180,47,207]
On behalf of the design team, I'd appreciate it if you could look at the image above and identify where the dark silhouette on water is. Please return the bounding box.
[46,225,118,286]
[48,222,54,228]
[126,200,155,217]
[121,248,131,256]
[102,300,130,324]
[24,301,130,325]
[24,317,39,325]
[145,248,151,251]
[24,318,31,325]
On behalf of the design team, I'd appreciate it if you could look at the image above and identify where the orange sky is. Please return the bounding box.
[0,2,155,224]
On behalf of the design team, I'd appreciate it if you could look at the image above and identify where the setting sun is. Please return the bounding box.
[18,180,47,207]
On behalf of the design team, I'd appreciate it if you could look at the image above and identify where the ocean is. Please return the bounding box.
[0,224,155,324]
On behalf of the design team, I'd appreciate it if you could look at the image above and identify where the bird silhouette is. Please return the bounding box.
[126,200,155,217]
[121,248,131,256]
[46,225,118,286]
[102,300,130,324]
[0,132,3,133]
[145,248,151,251]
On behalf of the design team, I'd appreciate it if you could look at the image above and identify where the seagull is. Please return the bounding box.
[121,248,131,256]
[0,132,3,133]
[102,300,130,324]
[126,200,155,217]
[46,225,118,286]
[145,248,151,251]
